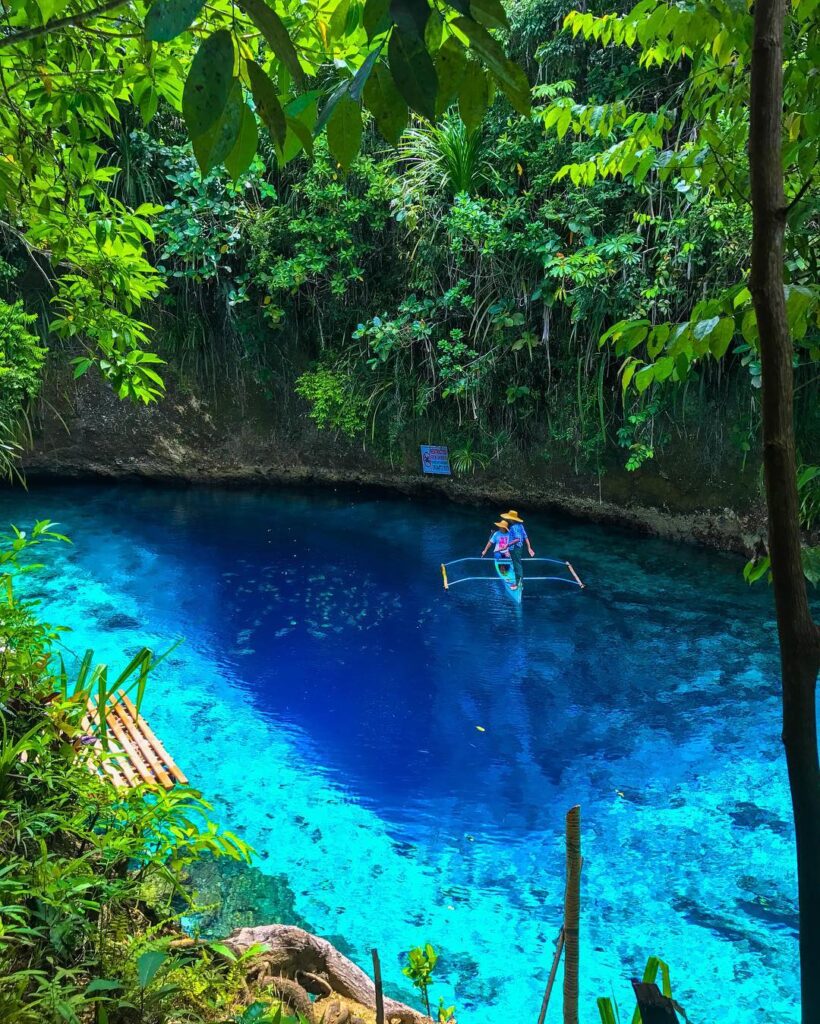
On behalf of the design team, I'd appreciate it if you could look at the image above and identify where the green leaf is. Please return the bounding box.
[246,59,286,148]
[85,980,122,994]
[363,62,408,143]
[182,29,235,137]
[315,79,351,135]
[363,0,391,39]
[277,98,317,163]
[350,43,383,101]
[239,0,305,88]
[453,17,530,115]
[801,546,820,587]
[435,36,468,113]
[389,26,438,120]
[329,0,351,37]
[225,101,259,179]
[469,0,508,31]
[327,95,362,170]
[458,59,489,129]
[692,315,719,341]
[390,0,430,36]
[144,0,205,42]
[137,951,167,991]
[597,997,618,1024]
[708,318,734,359]
[191,78,244,174]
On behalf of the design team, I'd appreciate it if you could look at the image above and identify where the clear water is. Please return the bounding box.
[1,482,801,1022]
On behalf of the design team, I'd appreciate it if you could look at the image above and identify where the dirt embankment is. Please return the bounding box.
[24,369,767,555]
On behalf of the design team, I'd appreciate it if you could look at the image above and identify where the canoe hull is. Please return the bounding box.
[493,558,522,604]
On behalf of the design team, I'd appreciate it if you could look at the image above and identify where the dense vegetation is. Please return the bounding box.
[0,0,816,490]
[0,0,817,1019]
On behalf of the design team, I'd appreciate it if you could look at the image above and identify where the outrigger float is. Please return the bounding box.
[440,557,585,605]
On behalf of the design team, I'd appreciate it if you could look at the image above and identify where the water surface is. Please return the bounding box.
[2,482,799,1022]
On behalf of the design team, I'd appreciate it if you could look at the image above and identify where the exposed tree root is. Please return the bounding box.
[226,924,433,1024]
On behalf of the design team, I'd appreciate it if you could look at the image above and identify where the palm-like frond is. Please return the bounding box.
[398,117,493,200]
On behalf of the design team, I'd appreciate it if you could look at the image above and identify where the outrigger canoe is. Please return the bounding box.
[440,557,584,604]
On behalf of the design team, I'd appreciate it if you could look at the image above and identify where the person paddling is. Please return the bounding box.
[501,509,534,590]
[481,520,510,561]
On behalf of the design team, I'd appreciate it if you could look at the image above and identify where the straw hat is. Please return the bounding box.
[494,520,509,530]
[501,509,524,523]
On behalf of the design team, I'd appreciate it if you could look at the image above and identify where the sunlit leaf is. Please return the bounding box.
[327,95,362,170]
[145,0,205,42]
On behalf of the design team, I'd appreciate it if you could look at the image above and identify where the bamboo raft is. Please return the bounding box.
[80,688,188,790]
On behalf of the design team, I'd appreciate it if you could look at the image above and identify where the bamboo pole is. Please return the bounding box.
[563,806,581,1024]
[536,926,565,1024]
[371,948,385,1024]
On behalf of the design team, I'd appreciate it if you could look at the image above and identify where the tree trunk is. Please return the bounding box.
[562,806,581,1024]
[748,1,820,1020]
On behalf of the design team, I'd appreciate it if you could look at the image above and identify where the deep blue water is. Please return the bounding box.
[2,482,801,1022]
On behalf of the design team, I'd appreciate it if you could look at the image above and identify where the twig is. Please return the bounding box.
[0,0,130,49]
[536,926,565,1024]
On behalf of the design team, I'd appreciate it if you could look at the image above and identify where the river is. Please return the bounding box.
[1,481,799,1022]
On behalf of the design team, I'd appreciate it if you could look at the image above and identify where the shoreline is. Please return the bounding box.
[23,455,764,556]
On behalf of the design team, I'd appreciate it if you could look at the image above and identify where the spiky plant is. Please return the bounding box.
[397,116,494,201]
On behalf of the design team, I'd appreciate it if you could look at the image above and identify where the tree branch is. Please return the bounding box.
[785,174,815,213]
[0,0,131,50]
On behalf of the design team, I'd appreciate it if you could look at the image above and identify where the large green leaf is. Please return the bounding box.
[458,58,488,129]
[145,0,205,41]
[327,95,362,170]
[137,951,167,991]
[453,17,530,115]
[143,0,203,39]
[246,59,286,148]
[239,0,306,89]
[363,0,390,39]
[434,35,467,113]
[388,27,438,120]
[225,101,259,179]
[329,0,351,37]
[390,0,430,37]
[191,78,244,174]
[363,62,408,143]
[277,97,317,163]
[182,29,235,137]
[469,0,508,30]
[349,43,383,101]
[315,80,351,135]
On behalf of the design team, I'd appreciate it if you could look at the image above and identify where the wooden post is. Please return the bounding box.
[536,926,565,1024]
[371,948,385,1024]
[562,806,581,1024]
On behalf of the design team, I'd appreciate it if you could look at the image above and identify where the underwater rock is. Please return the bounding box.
[102,612,142,631]
[182,854,311,938]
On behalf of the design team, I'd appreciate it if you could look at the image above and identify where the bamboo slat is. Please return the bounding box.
[81,690,187,791]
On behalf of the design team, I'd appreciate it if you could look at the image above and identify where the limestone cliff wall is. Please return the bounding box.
[25,367,766,554]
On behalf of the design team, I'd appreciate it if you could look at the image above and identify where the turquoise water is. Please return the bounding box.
[2,482,800,1022]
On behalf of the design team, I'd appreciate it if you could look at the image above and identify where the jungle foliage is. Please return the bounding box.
[4,0,814,494]
[0,520,309,1023]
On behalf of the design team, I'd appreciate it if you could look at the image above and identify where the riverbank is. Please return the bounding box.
[26,368,766,555]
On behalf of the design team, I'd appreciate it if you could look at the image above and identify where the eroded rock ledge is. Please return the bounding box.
[220,924,433,1024]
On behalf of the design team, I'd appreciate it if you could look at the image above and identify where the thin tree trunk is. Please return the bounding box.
[562,806,581,1024]
[748,2,820,1020]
